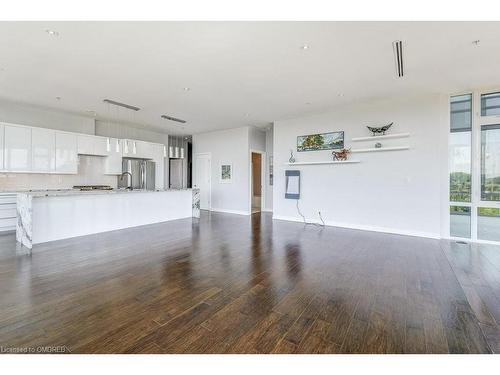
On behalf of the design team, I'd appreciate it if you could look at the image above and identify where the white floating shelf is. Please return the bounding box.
[351,133,410,142]
[284,160,360,166]
[351,146,410,153]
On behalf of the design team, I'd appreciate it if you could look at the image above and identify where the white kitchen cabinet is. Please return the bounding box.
[135,140,152,159]
[77,134,108,156]
[4,124,32,172]
[153,144,165,190]
[32,127,56,172]
[104,137,122,175]
[93,136,108,156]
[77,134,94,155]
[121,139,137,157]
[0,124,4,171]
[0,193,17,232]
[55,132,78,174]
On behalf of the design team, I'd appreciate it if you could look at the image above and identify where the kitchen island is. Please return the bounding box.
[16,188,200,249]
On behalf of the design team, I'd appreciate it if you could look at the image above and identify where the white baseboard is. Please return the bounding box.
[210,208,250,216]
[443,236,500,245]
[272,214,440,240]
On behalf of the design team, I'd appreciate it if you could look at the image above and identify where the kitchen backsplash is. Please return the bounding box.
[0,155,118,191]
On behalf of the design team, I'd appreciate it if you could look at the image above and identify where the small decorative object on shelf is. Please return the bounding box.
[332,148,351,161]
[375,142,382,148]
[367,122,393,136]
[289,150,296,163]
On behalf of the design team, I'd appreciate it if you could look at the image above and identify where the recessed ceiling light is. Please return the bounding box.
[472,40,480,46]
[245,113,251,117]
[46,29,59,36]
[300,45,309,50]
[305,102,311,105]
[55,96,61,100]
[338,93,345,97]
[183,87,191,91]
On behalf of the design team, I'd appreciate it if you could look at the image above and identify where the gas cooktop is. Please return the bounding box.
[73,185,114,191]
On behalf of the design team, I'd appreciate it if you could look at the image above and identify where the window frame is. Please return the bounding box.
[449,89,500,244]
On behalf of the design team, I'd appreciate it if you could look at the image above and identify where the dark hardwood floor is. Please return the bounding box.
[1,211,499,354]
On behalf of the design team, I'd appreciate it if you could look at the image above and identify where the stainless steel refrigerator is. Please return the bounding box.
[119,158,156,190]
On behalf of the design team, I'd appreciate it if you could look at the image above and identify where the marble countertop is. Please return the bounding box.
[15,188,193,198]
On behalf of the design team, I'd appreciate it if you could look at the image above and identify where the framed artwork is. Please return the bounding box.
[220,163,233,183]
[297,131,344,152]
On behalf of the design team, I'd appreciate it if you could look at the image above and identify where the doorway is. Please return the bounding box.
[251,152,263,213]
[194,153,211,210]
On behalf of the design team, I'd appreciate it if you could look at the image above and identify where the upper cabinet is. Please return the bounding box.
[93,137,108,156]
[0,124,4,171]
[77,134,108,156]
[4,124,32,172]
[121,139,135,158]
[32,127,56,172]
[104,137,122,175]
[0,122,167,177]
[121,139,157,160]
[77,134,94,155]
[55,132,78,174]
[135,140,152,159]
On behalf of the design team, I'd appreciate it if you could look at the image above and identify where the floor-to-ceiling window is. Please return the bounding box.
[449,94,472,238]
[449,91,500,243]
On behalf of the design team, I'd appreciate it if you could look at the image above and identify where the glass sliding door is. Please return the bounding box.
[450,206,471,238]
[450,90,500,243]
[477,207,500,242]
[480,124,500,202]
[477,123,500,241]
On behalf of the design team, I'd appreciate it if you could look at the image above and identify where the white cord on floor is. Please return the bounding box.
[296,200,325,227]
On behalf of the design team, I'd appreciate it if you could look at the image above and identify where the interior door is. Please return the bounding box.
[194,153,211,210]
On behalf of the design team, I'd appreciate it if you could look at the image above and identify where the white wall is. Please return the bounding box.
[193,127,250,214]
[249,127,266,152]
[0,99,95,134]
[95,120,169,144]
[265,127,273,211]
[273,94,448,239]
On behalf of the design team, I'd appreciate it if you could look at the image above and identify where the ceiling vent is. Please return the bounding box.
[392,40,404,78]
[103,99,140,111]
[161,115,187,124]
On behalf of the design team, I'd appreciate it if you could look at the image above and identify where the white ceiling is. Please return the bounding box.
[0,21,499,134]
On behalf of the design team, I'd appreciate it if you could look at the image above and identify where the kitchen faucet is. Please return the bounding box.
[120,172,133,190]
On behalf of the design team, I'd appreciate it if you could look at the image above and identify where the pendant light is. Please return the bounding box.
[174,136,179,159]
[169,135,174,158]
